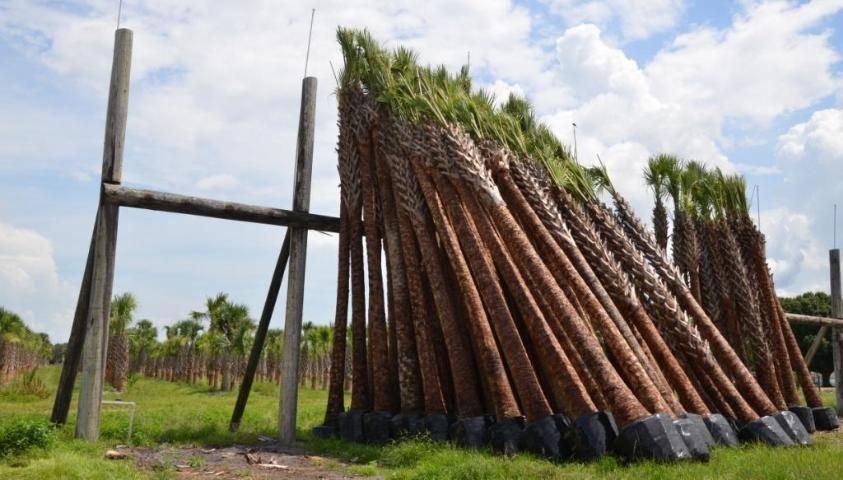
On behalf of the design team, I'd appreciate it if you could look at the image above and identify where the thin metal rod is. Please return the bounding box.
[117,0,123,28]
[303,8,316,77]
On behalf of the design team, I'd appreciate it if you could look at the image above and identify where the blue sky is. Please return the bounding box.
[2,0,843,343]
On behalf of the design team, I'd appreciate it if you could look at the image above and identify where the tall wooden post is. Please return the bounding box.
[75,28,133,440]
[831,249,843,415]
[229,231,291,432]
[278,77,317,445]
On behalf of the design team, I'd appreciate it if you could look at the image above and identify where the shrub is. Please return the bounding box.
[0,368,50,399]
[0,419,53,458]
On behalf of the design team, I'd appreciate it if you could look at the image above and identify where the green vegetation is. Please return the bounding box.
[0,366,841,479]
[780,292,835,380]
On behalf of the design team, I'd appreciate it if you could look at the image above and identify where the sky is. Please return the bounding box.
[1,0,843,343]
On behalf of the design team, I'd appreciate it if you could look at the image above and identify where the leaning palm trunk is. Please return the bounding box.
[340,88,370,412]
[386,117,483,415]
[373,115,425,414]
[503,159,675,415]
[455,166,596,417]
[716,222,787,410]
[325,203,350,426]
[355,102,396,412]
[733,217,800,407]
[701,219,748,362]
[553,195,706,414]
[612,192,779,417]
[410,154,520,421]
[584,199,759,421]
[440,128,649,427]
[422,149,551,421]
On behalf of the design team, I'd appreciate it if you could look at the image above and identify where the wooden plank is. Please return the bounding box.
[229,231,291,432]
[831,249,843,415]
[804,325,829,366]
[785,313,843,328]
[103,184,340,233]
[279,76,317,446]
[75,28,132,440]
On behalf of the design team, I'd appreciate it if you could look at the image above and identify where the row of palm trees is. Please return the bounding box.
[318,28,830,461]
[644,158,827,417]
[0,307,51,384]
[104,293,337,393]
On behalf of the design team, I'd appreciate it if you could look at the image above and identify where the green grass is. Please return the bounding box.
[1,366,841,479]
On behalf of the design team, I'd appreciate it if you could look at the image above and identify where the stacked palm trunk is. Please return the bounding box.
[315,29,836,462]
[646,158,840,435]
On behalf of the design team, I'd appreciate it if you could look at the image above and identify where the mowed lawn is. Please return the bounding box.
[1,366,841,479]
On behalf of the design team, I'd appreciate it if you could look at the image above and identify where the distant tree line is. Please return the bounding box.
[105,292,342,393]
[779,292,834,384]
[0,307,51,384]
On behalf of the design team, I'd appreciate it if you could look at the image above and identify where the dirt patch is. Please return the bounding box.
[123,441,379,479]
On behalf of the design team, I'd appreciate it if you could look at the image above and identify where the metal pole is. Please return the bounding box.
[75,28,132,440]
[278,77,317,445]
[229,231,291,432]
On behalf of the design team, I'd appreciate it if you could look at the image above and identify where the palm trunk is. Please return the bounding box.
[484,153,666,419]
[737,217,801,407]
[456,178,596,417]
[613,191,779,417]
[503,160,675,415]
[355,104,394,412]
[653,199,668,253]
[411,155,520,421]
[578,196,761,423]
[373,118,425,413]
[325,205,350,425]
[717,221,786,410]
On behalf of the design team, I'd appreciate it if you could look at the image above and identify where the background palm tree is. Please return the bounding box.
[106,293,137,392]
[644,154,675,253]
[128,319,158,375]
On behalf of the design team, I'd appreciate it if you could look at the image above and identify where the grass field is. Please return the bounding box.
[1,366,841,479]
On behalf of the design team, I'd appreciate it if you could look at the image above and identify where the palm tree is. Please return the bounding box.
[128,319,158,375]
[612,182,780,418]
[106,293,137,391]
[334,34,370,413]
[644,154,675,253]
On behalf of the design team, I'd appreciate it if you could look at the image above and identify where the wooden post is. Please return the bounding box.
[278,76,317,446]
[51,223,96,424]
[229,231,291,432]
[804,325,829,366]
[75,28,132,440]
[832,249,843,414]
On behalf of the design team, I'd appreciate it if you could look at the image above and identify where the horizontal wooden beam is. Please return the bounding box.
[102,184,340,232]
[786,313,843,328]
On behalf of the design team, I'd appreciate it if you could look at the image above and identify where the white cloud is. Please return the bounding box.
[486,80,526,107]
[195,173,240,191]
[544,0,686,40]
[778,109,843,163]
[761,208,828,295]
[0,223,75,341]
[543,1,842,226]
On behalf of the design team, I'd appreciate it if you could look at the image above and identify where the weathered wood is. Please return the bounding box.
[786,313,843,328]
[76,28,132,440]
[279,76,317,446]
[102,184,340,233]
[229,231,291,432]
[51,217,97,425]
[831,249,843,414]
[804,325,829,366]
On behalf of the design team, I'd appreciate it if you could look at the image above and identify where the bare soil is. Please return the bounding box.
[125,440,379,479]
